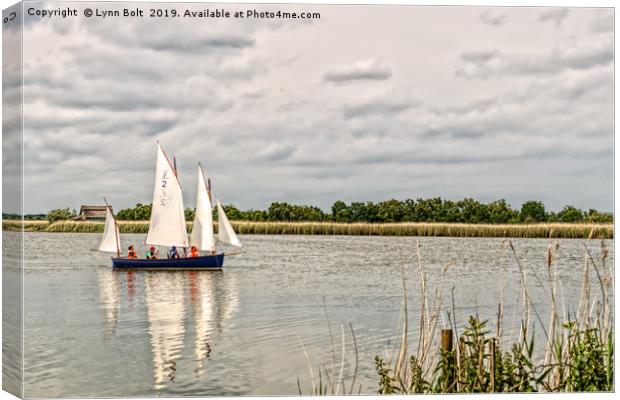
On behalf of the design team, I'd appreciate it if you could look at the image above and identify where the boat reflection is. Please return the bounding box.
[97,270,120,335]
[145,272,187,390]
[126,271,136,308]
[186,270,239,378]
[99,269,239,391]
[188,271,215,377]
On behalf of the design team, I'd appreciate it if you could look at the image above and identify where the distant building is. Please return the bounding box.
[74,205,110,221]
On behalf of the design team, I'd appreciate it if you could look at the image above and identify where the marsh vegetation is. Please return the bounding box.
[3,220,613,239]
[298,240,614,394]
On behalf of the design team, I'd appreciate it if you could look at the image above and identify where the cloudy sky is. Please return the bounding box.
[8,2,614,213]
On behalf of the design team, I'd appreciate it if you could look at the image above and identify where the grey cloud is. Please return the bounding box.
[343,96,415,119]
[352,140,611,166]
[456,40,612,78]
[256,144,297,162]
[539,8,569,27]
[143,36,255,53]
[590,11,613,33]
[478,10,507,26]
[323,59,392,83]
[351,128,387,138]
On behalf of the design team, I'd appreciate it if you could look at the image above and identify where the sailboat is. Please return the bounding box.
[101,143,241,270]
[98,202,121,257]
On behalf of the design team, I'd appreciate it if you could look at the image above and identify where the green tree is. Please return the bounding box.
[402,199,418,221]
[242,209,268,221]
[585,209,613,223]
[487,199,518,224]
[331,200,350,222]
[415,197,444,222]
[441,200,462,223]
[295,205,326,221]
[520,201,546,223]
[377,199,407,222]
[184,207,195,221]
[47,208,77,222]
[268,202,292,221]
[223,204,243,220]
[557,205,584,223]
[117,203,152,220]
[457,198,489,223]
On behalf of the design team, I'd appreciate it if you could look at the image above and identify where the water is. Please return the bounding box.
[14,233,614,397]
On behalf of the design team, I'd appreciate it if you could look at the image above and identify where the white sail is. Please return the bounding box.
[217,200,241,247]
[146,143,189,248]
[190,165,215,252]
[99,207,120,253]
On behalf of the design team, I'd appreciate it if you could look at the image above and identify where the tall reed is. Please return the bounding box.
[2,220,613,239]
[372,240,614,393]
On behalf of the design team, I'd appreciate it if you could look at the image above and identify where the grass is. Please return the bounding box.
[2,220,614,239]
[298,240,614,394]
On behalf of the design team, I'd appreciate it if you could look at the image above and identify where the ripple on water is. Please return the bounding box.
[20,233,614,396]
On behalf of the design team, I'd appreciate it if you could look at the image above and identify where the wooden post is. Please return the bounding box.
[441,329,454,392]
[441,329,453,352]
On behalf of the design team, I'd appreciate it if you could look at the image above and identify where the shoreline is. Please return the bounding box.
[2,220,613,239]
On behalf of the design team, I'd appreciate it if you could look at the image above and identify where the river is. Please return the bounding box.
[9,233,614,396]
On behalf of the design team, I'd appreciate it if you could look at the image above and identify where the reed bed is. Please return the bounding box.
[2,220,48,232]
[2,220,613,239]
[232,221,613,239]
[299,240,614,394]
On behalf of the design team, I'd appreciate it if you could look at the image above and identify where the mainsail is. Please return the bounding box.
[190,164,215,252]
[146,143,189,248]
[216,200,241,247]
[99,207,120,254]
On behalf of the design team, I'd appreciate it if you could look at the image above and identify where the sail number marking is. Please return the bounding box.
[160,171,169,207]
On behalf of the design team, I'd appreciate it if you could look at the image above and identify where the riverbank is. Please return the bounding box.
[2,220,613,239]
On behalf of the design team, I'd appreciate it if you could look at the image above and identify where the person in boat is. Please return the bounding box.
[189,246,199,258]
[146,246,159,260]
[168,246,180,259]
[127,245,137,259]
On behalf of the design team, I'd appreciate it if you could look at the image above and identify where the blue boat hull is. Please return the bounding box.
[112,253,225,270]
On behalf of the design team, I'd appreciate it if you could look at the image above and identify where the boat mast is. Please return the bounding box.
[198,162,213,202]
[195,162,215,255]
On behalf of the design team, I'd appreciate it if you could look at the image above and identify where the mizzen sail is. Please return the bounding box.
[146,143,189,247]
[216,200,241,247]
[99,207,121,254]
[190,164,215,252]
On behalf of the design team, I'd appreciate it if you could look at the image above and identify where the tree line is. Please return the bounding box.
[112,198,612,224]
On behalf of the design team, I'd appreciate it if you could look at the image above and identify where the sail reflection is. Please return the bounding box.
[145,272,187,390]
[98,268,239,391]
[97,270,120,335]
[186,270,240,378]
[188,271,216,377]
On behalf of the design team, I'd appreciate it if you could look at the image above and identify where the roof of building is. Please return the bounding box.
[76,205,111,219]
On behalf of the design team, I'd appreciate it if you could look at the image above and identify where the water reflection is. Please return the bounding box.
[126,271,136,308]
[188,272,216,377]
[97,270,120,335]
[97,269,238,391]
[145,272,187,390]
